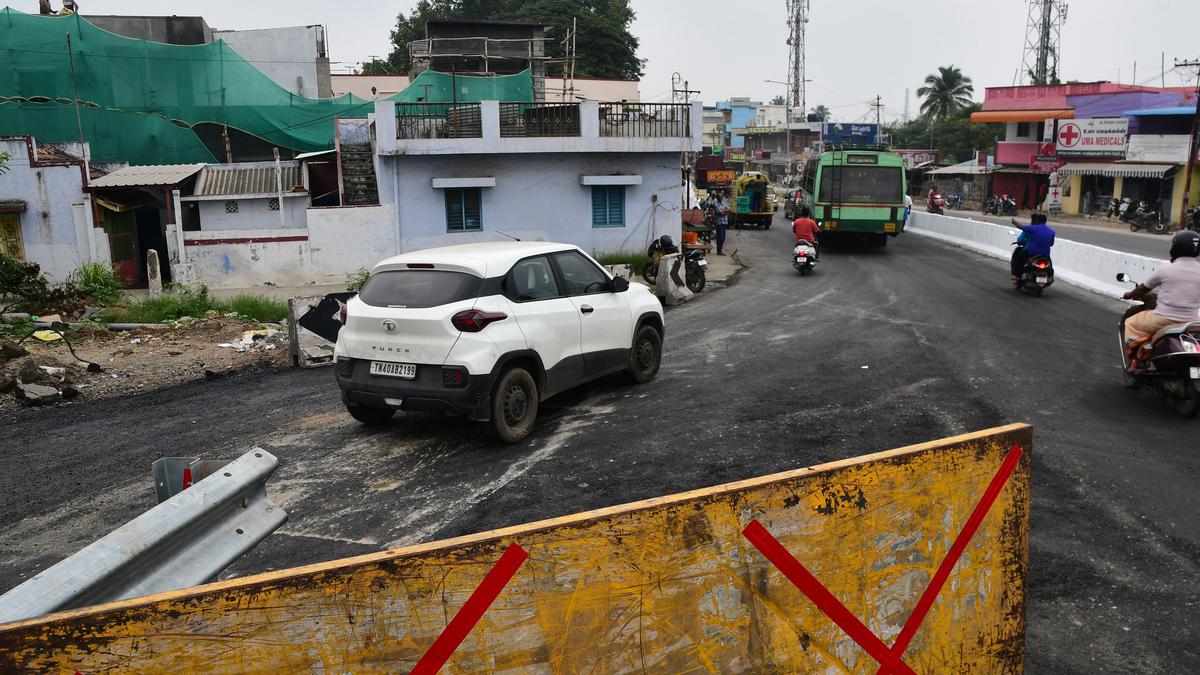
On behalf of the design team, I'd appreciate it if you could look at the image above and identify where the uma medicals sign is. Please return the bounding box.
[1055,118,1128,157]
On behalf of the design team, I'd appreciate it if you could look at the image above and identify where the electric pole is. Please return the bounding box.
[870,95,883,145]
[1177,59,1199,229]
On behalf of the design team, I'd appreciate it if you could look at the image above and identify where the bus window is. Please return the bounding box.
[818,166,903,204]
[802,159,817,194]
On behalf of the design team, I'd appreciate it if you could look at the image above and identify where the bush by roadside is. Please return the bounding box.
[99,285,287,324]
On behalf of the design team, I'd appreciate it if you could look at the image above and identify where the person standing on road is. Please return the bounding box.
[792,205,821,259]
[1122,231,1200,348]
[904,193,913,222]
[1010,213,1055,282]
[715,193,729,256]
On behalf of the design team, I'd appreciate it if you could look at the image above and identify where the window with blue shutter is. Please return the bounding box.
[445,188,483,232]
[591,186,625,228]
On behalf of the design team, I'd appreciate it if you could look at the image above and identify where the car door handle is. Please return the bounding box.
[580,305,594,314]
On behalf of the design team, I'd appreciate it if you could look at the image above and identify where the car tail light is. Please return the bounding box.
[335,357,354,378]
[338,301,348,324]
[407,263,435,269]
[442,366,468,388]
[452,309,507,332]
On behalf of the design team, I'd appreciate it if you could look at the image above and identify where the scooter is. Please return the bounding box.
[1009,231,1054,296]
[1116,273,1200,417]
[1000,194,1018,216]
[927,192,945,215]
[792,240,818,275]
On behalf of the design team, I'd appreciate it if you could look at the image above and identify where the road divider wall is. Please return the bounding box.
[0,425,1032,673]
[909,212,1162,298]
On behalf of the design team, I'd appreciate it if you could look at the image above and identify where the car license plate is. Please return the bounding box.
[1036,276,1049,284]
[1191,367,1200,380]
[697,259,708,267]
[370,361,416,379]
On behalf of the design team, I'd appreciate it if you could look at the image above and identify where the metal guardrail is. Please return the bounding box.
[600,102,691,138]
[0,449,286,624]
[396,102,483,139]
[499,102,582,137]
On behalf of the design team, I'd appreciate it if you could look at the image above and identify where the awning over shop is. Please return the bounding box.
[89,164,205,188]
[1057,163,1175,179]
[969,109,1074,123]
[926,164,994,176]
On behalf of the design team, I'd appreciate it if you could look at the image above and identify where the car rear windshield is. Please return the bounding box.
[358,270,481,309]
[818,166,903,204]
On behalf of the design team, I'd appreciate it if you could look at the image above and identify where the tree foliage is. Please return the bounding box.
[917,65,975,121]
[806,104,830,122]
[770,95,785,106]
[887,103,1002,165]
[365,0,644,81]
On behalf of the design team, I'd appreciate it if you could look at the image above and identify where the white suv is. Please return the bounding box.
[334,242,665,443]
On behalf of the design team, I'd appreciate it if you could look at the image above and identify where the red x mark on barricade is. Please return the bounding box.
[410,542,528,675]
[743,444,1023,674]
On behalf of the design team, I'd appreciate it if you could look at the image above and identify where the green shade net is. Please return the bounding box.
[0,8,533,165]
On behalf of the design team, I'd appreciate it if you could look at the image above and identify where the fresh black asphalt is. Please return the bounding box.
[2,211,1197,672]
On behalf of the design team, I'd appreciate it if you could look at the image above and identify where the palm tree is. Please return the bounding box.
[770,94,786,106]
[917,65,975,120]
[807,104,831,122]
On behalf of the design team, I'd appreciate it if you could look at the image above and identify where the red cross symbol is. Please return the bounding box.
[1051,189,1060,199]
[1058,123,1081,147]
[743,444,1023,674]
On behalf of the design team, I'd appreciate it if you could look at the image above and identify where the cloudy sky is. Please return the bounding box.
[79,0,1199,121]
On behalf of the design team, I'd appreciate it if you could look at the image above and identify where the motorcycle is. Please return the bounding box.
[1000,194,1018,216]
[1116,273,1200,417]
[641,235,707,293]
[1127,201,1169,234]
[1117,198,1134,222]
[927,192,946,215]
[982,195,1000,215]
[1009,230,1054,296]
[1106,197,1121,219]
[792,240,818,276]
[946,193,964,210]
[1190,206,1200,232]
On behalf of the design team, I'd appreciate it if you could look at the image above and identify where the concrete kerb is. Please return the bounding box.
[908,212,1162,299]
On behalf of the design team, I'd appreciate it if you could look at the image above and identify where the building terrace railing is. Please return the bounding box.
[394,101,693,140]
[395,102,483,139]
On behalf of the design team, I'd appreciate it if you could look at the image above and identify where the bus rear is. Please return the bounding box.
[802,149,907,246]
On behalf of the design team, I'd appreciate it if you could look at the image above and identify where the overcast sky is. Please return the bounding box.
[79,0,1200,122]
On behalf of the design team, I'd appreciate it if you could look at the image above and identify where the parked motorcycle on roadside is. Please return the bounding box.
[792,240,818,276]
[1116,273,1200,417]
[641,235,707,293]
[1009,229,1054,296]
[1127,200,1168,234]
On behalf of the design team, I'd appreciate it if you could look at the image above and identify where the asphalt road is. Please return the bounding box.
[969,211,1173,259]
[2,214,1198,672]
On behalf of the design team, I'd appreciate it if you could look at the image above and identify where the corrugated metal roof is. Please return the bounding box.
[927,163,994,175]
[1122,106,1194,117]
[192,163,303,197]
[89,164,205,188]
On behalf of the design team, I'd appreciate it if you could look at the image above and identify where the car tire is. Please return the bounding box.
[625,325,663,384]
[491,366,539,444]
[347,404,395,426]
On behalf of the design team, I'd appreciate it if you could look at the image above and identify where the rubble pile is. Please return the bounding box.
[0,340,89,406]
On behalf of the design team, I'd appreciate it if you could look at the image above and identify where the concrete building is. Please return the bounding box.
[214,26,333,99]
[0,137,106,282]
[331,74,640,104]
[87,15,333,99]
[970,82,1198,216]
[180,163,309,232]
[410,20,549,101]
[715,98,761,150]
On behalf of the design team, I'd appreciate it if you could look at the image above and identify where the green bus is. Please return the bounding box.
[801,145,907,246]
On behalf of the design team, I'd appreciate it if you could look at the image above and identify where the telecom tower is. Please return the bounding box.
[785,0,809,120]
[1019,0,1068,85]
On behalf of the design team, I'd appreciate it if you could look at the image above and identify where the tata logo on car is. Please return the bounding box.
[382,320,397,333]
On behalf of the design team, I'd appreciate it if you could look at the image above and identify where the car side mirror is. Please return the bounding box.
[610,276,630,293]
[1116,273,1127,282]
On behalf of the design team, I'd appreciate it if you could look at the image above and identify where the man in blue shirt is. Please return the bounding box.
[1010,213,1055,281]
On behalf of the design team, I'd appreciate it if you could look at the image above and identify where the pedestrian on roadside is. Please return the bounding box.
[1083,190,1093,217]
[904,193,913,222]
[715,193,729,256]
[38,0,53,15]
[57,0,76,14]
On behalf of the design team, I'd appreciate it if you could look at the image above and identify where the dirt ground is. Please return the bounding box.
[1,318,291,411]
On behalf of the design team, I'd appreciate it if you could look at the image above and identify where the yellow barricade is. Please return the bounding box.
[0,424,1031,673]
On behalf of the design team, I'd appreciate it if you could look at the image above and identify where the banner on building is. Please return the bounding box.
[894,149,941,168]
[1055,118,1128,157]
[823,122,879,145]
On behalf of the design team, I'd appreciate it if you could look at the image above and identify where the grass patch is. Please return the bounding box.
[593,251,646,269]
[70,262,124,306]
[99,285,287,324]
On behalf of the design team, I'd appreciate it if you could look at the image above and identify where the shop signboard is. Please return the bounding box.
[1055,118,1128,157]
[894,149,940,168]
[822,122,879,145]
[1029,154,1064,174]
[726,149,747,162]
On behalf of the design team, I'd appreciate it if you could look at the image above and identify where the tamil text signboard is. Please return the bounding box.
[894,149,940,168]
[1055,118,1128,157]
[823,123,879,145]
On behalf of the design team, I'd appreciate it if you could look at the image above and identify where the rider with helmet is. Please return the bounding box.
[1122,230,1200,345]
